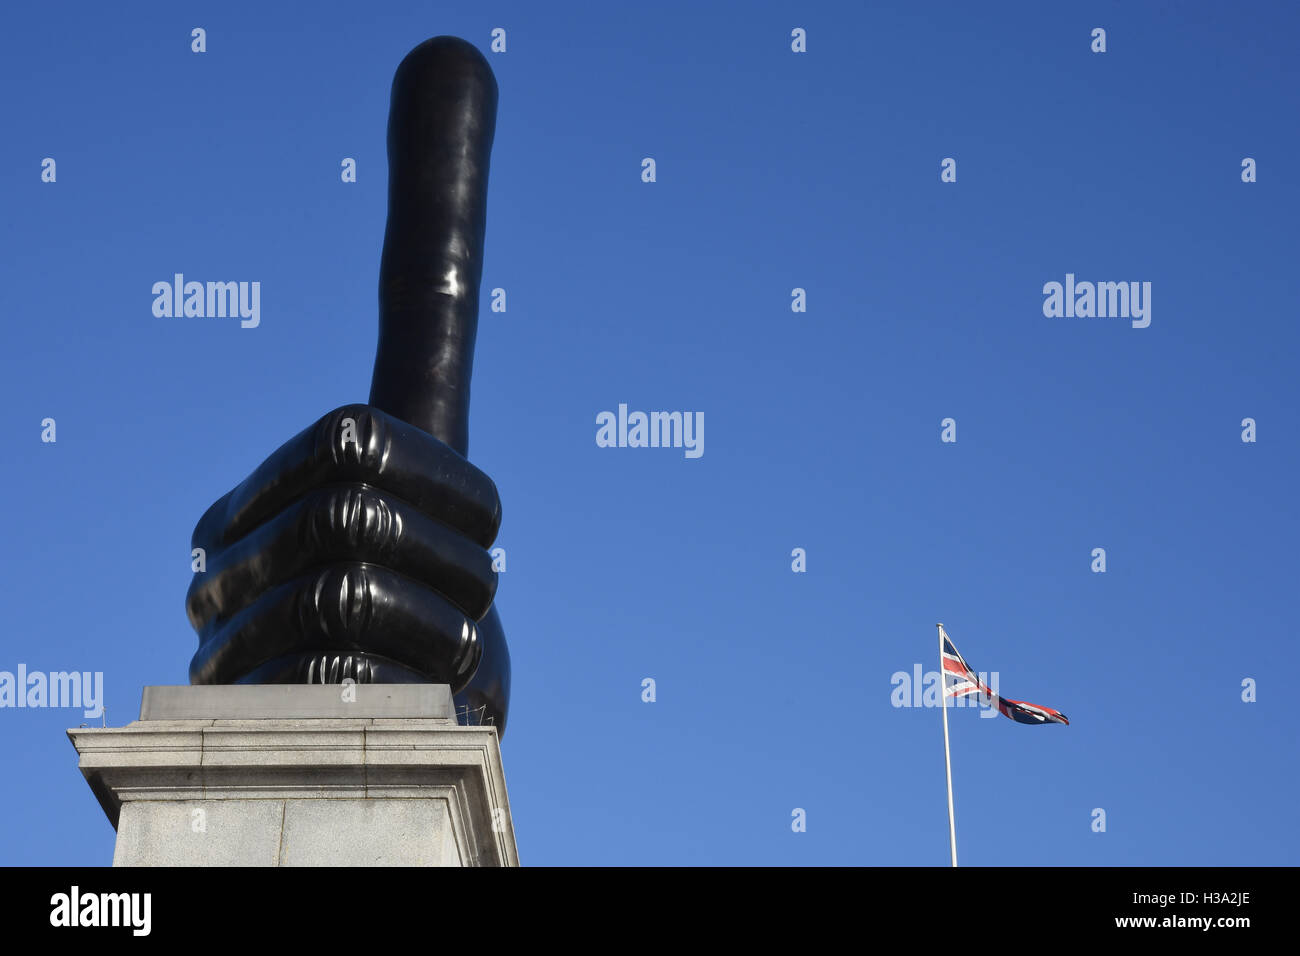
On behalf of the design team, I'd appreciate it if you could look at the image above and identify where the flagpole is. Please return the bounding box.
[938,623,958,867]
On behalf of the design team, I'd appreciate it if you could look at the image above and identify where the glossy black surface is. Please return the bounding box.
[373,35,496,459]
[185,37,511,734]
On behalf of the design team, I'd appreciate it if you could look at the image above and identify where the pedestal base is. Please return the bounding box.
[67,685,518,866]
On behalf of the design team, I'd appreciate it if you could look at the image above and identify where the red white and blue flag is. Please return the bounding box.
[941,626,1068,726]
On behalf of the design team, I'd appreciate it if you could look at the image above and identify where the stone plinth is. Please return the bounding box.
[68,685,518,867]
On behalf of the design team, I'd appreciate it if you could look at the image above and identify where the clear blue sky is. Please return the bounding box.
[2,0,1296,866]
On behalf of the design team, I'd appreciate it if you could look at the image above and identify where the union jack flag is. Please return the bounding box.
[941,627,1069,726]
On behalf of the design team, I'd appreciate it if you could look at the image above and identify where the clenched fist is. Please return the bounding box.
[184,37,511,733]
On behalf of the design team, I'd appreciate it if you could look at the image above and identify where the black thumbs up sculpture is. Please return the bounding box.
[184,37,511,734]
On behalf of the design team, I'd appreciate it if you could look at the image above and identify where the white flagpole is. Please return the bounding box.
[938,623,958,867]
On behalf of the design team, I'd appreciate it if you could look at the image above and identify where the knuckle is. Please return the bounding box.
[298,485,404,559]
[452,618,481,685]
[314,405,391,474]
[296,563,375,646]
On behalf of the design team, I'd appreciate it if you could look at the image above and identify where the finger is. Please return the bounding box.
[189,563,481,690]
[190,405,500,554]
[186,483,497,632]
[371,35,497,455]
[235,651,431,684]
[453,604,510,736]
